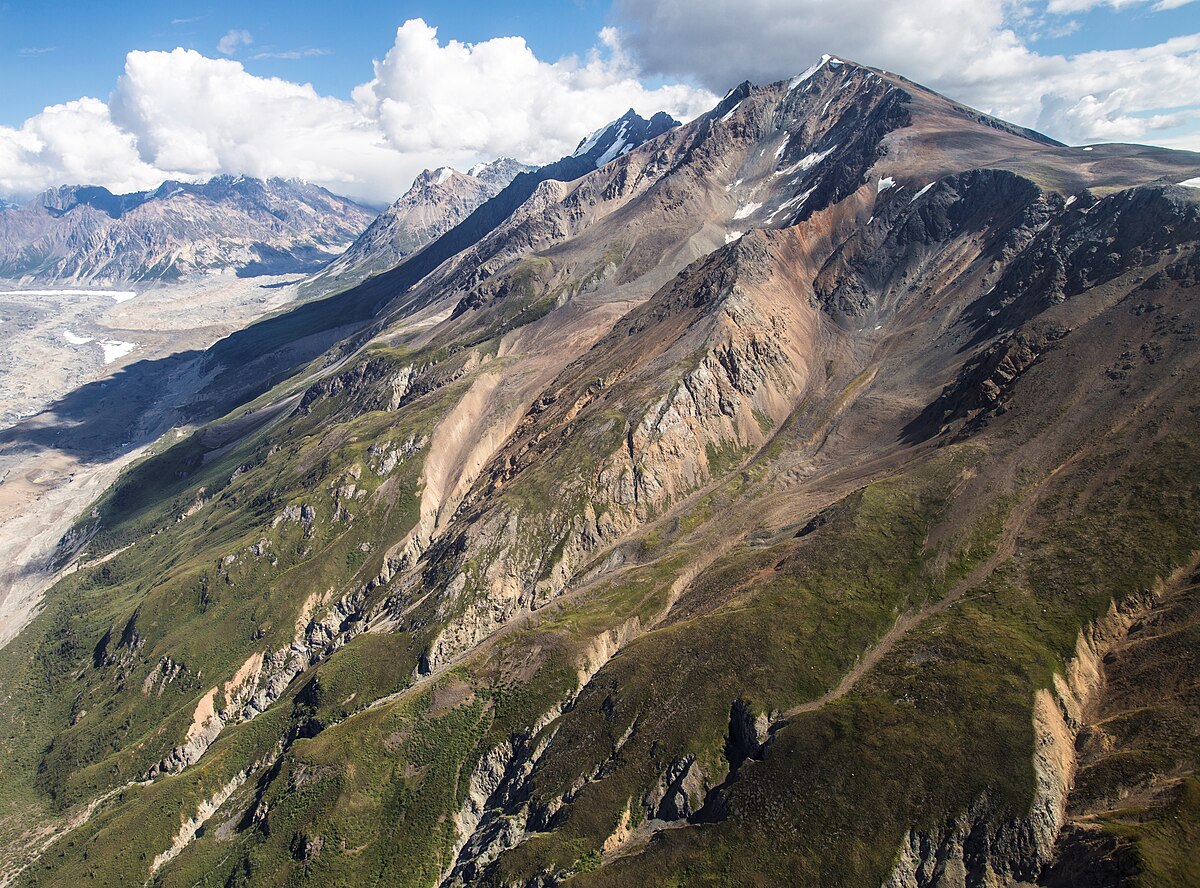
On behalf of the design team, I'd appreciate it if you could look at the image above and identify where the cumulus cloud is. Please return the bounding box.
[0,97,173,196]
[216,29,253,56]
[613,0,1200,149]
[0,19,714,204]
[353,20,713,163]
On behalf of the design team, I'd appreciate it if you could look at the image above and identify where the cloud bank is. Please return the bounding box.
[0,19,714,204]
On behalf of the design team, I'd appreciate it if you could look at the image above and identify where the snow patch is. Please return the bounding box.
[62,330,93,345]
[877,176,896,192]
[574,122,609,157]
[720,100,743,123]
[725,230,744,244]
[789,56,829,91]
[775,144,837,177]
[1064,195,1078,207]
[733,202,762,220]
[909,182,934,203]
[100,340,136,364]
[595,123,631,167]
[1179,177,1200,189]
[725,177,744,192]
[766,184,817,222]
[774,134,790,159]
[434,167,454,185]
[1082,146,1094,152]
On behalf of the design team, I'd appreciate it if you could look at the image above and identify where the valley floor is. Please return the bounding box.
[0,273,308,648]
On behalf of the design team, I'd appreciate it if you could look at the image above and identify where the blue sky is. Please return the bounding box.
[1,0,1197,201]
[0,1,615,127]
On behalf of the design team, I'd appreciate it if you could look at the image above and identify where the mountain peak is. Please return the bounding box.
[572,108,680,168]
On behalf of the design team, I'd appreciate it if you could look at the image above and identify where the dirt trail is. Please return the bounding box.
[782,455,1071,720]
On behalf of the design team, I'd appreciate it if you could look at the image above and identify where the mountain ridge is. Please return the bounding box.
[309,158,534,294]
[0,175,376,285]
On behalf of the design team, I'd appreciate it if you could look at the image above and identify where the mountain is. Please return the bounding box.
[192,108,680,415]
[2,56,1200,888]
[311,158,533,291]
[0,176,376,284]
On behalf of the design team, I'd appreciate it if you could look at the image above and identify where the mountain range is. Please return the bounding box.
[0,176,376,284]
[1,56,1199,888]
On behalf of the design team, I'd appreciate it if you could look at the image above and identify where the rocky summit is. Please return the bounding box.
[1,56,1200,888]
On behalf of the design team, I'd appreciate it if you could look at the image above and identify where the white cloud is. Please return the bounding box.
[0,97,173,196]
[216,29,253,56]
[0,20,715,204]
[612,0,1200,150]
[354,20,713,164]
[252,48,331,60]
[1045,0,1196,12]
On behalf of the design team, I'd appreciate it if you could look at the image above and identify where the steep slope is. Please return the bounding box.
[0,176,375,284]
[190,109,680,417]
[310,159,533,292]
[2,58,1200,888]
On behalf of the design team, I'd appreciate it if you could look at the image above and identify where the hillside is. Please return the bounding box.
[1,56,1199,888]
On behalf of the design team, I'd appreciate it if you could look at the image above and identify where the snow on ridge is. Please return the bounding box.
[877,176,896,192]
[720,100,743,123]
[725,230,744,244]
[766,184,818,223]
[909,182,934,203]
[434,168,454,185]
[733,202,763,220]
[595,122,631,168]
[574,123,609,157]
[788,54,836,91]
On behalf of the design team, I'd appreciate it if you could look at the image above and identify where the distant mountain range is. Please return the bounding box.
[0,176,376,284]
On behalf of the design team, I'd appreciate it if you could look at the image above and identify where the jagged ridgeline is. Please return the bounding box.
[0,176,377,285]
[3,56,1200,887]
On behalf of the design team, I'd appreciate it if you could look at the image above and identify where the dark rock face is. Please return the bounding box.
[1039,826,1141,888]
[982,185,1200,335]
